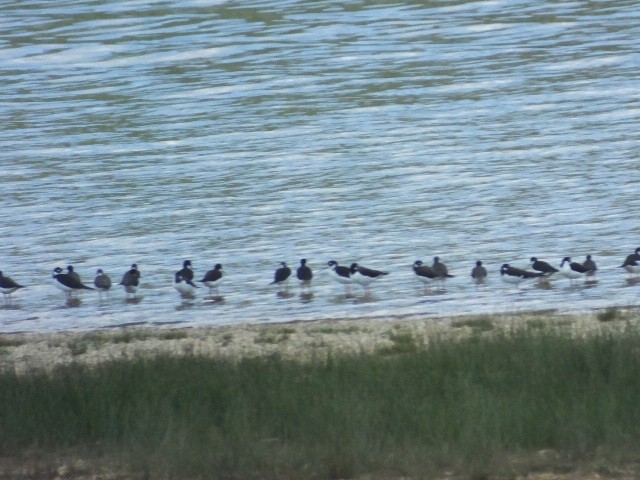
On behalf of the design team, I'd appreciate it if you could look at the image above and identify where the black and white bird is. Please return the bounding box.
[620,248,640,274]
[471,260,488,282]
[94,269,112,296]
[582,255,597,276]
[559,256,592,283]
[0,271,24,303]
[530,257,558,277]
[296,259,313,289]
[500,263,545,286]
[52,266,93,298]
[199,263,223,293]
[327,260,353,294]
[175,260,198,297]
[119,264,141,296]
[412,260,439,288]
[271,262,291,289]
[349,263,388,295]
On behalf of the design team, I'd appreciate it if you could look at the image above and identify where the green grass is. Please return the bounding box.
[221,332,234,346]
[451,317,494,332]
[65,329,190,357]
[156,330,190,341]
[377,329,419,355]
[3,324,640,478]
[0,336,27,357]
[254,327,296,344]
[309,325,364,335]
[0,336,27,348]
[597,307,623,322]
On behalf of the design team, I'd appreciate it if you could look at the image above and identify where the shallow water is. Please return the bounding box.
[1,1,640,333]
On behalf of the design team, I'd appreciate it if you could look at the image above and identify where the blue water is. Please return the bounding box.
[1,0,640,333]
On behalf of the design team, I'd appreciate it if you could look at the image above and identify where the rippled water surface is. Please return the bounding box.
[1,0,640,333]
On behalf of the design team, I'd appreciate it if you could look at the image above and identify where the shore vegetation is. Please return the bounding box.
[1,316,640,479]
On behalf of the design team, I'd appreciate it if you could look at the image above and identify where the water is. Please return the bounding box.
[1,0,640,333]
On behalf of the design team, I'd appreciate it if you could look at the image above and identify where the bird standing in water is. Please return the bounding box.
[530,257,558,277]
[0,271,24,304]
[271,262,292,291]
[53,266,93,299]
[500,263,544,287]
[327,260,353,295]
[175,260,198,297]
[94,269,112,298]
[471,260,487,282]
[120,264,141,297]
[620,248,640,275]
[412,260,438,290]
[350,263,388,295]
[432,256,454,289]
[199,263,224,294]
[296,259,313,291]
[582,255,597,276]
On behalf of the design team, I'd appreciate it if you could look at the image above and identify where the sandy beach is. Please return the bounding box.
[1,309,636,375]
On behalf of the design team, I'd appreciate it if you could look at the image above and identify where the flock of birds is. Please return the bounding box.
[1,248,640,306]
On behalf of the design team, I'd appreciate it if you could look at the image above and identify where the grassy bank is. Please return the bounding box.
[2,320,640,479]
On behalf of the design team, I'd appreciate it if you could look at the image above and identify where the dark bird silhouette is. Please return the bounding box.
[120,264,141,296]
[500,263,545,286]
[620,248,640,274]
[199,264,223,293]
[327,260,353,294]
[582,255,597,276]
[559,256,591,282]
[471,260,487,281]
[53,266,93,298]
[175,260,198,297]
[66,265,81,283]
[530,257,558,276]
[271,262,291,287]
[413,260,439,288]
[296,259,313,289]
[0,271,24,303]
[432,256,454,279]
[94,269,112,296]
[350,263,388,295]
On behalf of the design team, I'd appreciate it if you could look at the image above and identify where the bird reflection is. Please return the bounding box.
[175,301,195,311]
[124,296,143,305]
[625,277,640,287]
[276,290,295,299]
[533,279,554,291]
[299,292,314,303]
[65,298,82,308]
[204,295,225,304]
[0,303,22,311]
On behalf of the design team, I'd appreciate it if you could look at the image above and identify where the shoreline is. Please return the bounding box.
[1,308,637,375]
[2,309,640,480]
